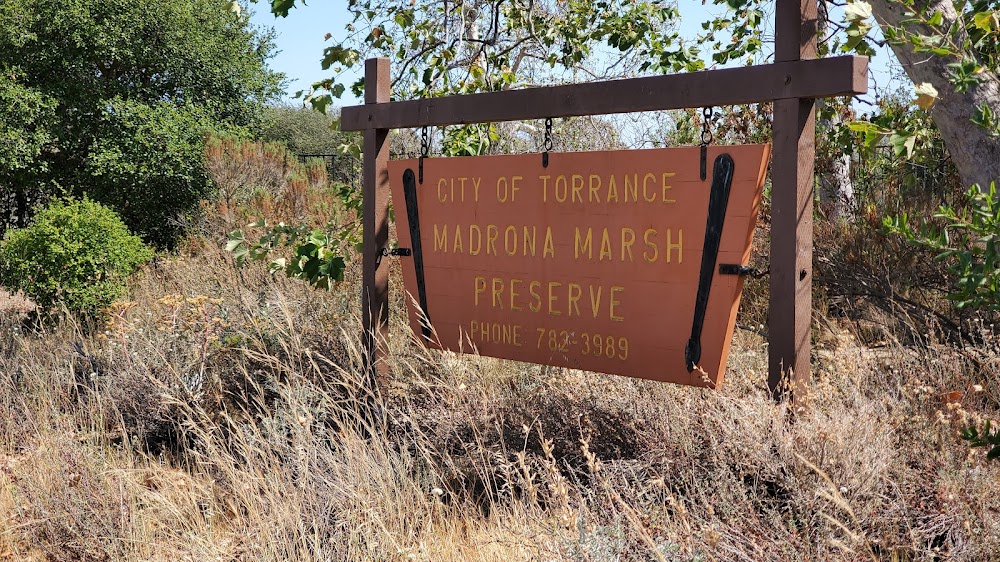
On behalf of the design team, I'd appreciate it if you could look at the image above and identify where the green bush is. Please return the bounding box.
[0,197,153,317]
[885,182,1000,312]
[85,99,216,248]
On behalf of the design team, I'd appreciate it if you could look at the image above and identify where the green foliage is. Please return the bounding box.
[0,198,153,317]
[885,182,1000,311]
[0,71,57,233]
[86,99,216,248]
[259,105,362,184]
[960,419,1000,461]
[226,219,357,290]
[261,105,348,155]
[846,95,942,161]
[255,0,702,116]
[0,0,282,247]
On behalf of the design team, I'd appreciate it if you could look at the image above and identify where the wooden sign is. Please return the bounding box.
[389,145,770,388]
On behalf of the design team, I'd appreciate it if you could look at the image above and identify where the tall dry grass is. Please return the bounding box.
[2,236,998,561]
[2,138,999,561]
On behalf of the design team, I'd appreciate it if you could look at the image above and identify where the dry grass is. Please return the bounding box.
[1,234,999,561]
[2,139,999,560]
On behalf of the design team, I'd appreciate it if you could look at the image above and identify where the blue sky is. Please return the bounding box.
[250,1,901,112]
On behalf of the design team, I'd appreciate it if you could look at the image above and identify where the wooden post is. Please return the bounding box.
[362,58,391,395]
[769,0,817,402]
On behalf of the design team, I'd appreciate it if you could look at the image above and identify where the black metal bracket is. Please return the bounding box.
[685,152,735,373]
[719,264,769,279]
[402,168,432,339]
[375,247,412,270]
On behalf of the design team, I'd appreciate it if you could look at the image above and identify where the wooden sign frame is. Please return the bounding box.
[340,0,867,401]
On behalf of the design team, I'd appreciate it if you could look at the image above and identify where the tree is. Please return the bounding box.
[257,0,998,198]
[866,0,1000,191]
[0,0,282,247]
[261,105,346,155]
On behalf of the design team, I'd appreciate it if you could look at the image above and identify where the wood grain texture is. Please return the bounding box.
[362,58,392,392]
[342,57,866,131]
[769,0,818,402]
[389,145,770,388]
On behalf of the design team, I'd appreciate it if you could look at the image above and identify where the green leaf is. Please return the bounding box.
[890,132,917,158]
[271,0,297,18]
[973,11,997,32]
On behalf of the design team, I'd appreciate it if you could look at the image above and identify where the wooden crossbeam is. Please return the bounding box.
[341,55,867,132]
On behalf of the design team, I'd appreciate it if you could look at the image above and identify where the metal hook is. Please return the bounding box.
[542,117,553,168]
[418,125,429,184]
[699,107,714,181]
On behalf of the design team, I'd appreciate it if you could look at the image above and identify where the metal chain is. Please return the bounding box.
[700,107,714,146]
[543,117,553,152]
[420,126,429,158]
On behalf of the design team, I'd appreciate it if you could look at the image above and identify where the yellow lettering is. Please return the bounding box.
[539,175,551,202]
[661,172,676,203]
[624,173,637,202]
[543,227,555,258]
[574,227,593,260]
[504,225,518,256]
[512,325,523,347]
[607,175,619,203]
[523,226,536,257]
[529,281,542,312]
[568,283,582,317]
[555,175,568,203]
[547,282,562,315]
[496,177,508,203]
[511,176,522,202]
[610,286,624,321]
[473,177,482,202]
[588,286,603,319]
[458,177,468,201]
[434,224,448,253]
[571,174,584,203]
[643,228,658,263]
[621,228,635,262]
[643,173,656,202]
[510,278,523,311]
[589,175,601,203]
[666,229,683,263]
[469,224,482,255]
[453,224,463,253]
[487,224,499,256]
[492,277,503,309]
[474,276,486,306]
[437,178,447,202]
[599,228,613,261]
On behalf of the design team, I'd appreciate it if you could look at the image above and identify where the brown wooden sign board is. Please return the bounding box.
[389,145,770,388]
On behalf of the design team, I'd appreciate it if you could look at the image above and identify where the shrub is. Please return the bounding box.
[261,105,344,156]
[0,197,153,317]
[886,182,1000,312]
[85,99,217,248]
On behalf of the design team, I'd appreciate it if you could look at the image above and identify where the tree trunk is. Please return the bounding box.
[868,0,1000,190]
[819,142,855,219]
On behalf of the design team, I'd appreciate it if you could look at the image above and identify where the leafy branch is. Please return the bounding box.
[960,419,1000,461]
